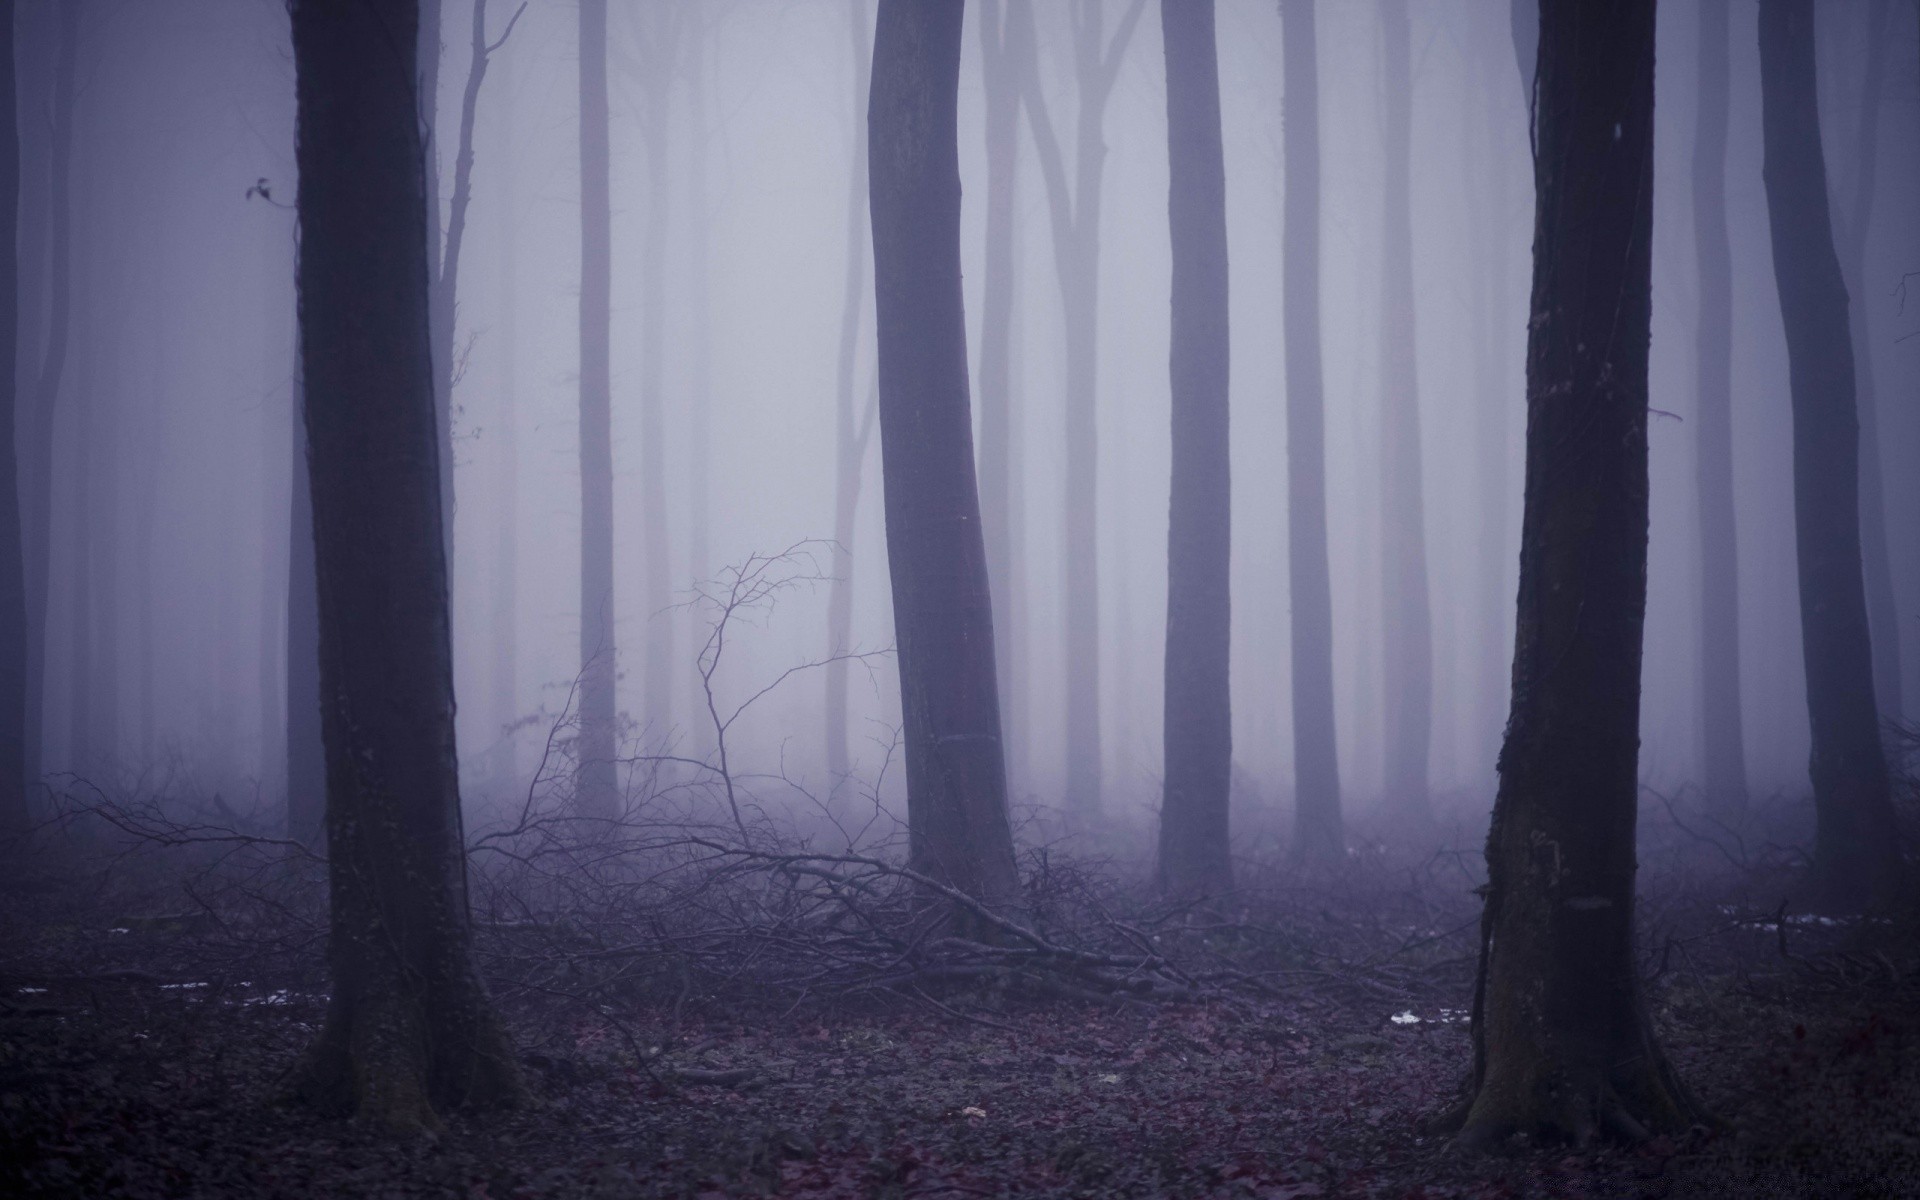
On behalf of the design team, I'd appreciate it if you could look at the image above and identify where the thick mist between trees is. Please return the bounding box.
[20,0,1916,840]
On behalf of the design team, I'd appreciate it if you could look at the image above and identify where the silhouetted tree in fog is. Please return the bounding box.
[1280,0,1342,864]
[1156,0,1232,899]
[286,0,521,1129]
[1452,0,1701,1146]
[1014,0,1149,818]
[1692,0,1748,814]
[0,0,23,842]
[827,0,876,795]
[1758,0,1902,909]
[869,0,1021,914]
[576,0,619,819]
[1377,0,1432,819]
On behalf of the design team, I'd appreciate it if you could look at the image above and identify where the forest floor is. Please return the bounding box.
[2,802,1917,1198]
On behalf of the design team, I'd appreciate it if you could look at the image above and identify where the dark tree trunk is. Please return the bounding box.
[286,335,324,847]
[977,0,1020,794]
[1156,0,1232,898]
[576,0,618,819]
[827,0,873,795]
[285,0,521,1131]
[420,0,452,565]
[869,0,1022,914]
[1758,0,1902,909]
[1280,0,1342,863]
[0,0,22,842]
[1377,0,1431,818]
[1692,0,1748,813]
[1832,0,1900,723]
[1453,0,1701,1148]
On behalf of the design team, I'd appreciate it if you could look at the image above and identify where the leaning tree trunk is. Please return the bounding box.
[869,0,1022,916]
[0,0,24,844]
[575,0,618,819]
[1452,0,1702,1149]
[285,0,521,1132]
[1758,0,1902,910]
[1377,0,1432,820]
[1692,0,1748,814]
[1280,0,1342,864]
[1156,0,1233,899]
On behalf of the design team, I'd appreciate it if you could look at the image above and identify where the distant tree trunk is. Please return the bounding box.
[0,0,23,842]
[1832,0,1900,723]
[285,0,521,1131]
[1452,0,1701,1147]
[827,0,874,795]
[977,0,1020,793]
[1016,0,1149,818]
[22,0,77,801]
[576,0,619,818]
[635,7,680,738]
[286,337,324,847]
[1280,0,1342,863]
[685,14,712,690]
[869,0,1022,914]
[1156,0,1232,898]
[489,44,519,786]
[1758,0,1901,909]
[1377,0,1432,818]
[1692,0,1748,814]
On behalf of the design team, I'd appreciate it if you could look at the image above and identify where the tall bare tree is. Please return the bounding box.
[1156,0,1232,898]
[1758,0,1902,909]
[285,0,521,1130]
[1451,0,1701,1147]
[869,0,1022,914]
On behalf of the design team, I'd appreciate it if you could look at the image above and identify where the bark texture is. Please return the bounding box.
[286,0,521,1130]
[1456,0,1700,1149]
[1691,0,1748,813]
[1280,0,1342,864]
[1156,0,1232,898]
[1758,0,1901,909]
[869,0,1022,915]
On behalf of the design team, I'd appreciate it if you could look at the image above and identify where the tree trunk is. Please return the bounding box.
[827,0,873,796]
[489,40,519,788]
[1377,0,1431,819]
[286,336,324,847]
[1692,0,1748,814]
[1453,0,1701,1148]
[636,10,678,740]
[1280,0,1342,864]
[285,0,521,1131]
[869,0,1022,915]
[0,0,23,842]
[1832,0,1900,723]
[420,0,453,567]
[1156,0,1232,898]
[576,0,619,819]
[1758,0,1902,909]
[977,0,1019,796]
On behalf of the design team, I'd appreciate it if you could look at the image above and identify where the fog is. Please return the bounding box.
[17,0,1920,852]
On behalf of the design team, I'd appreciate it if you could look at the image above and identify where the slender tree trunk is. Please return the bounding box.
[1156,0,1232,898]
[1377,0,1431,818]
[1693,0,1748,814]
[827,0,873,795]
[1758,0,1902,909]
[1833,0,1900,723]
[978,0,1019,794]
[686,16,711,692]
[576,0,618,819]
[636,13,677,739]
[490,42,519,787]
[285,0,521,1131]
[1453,0,1701,1148]
[0,0,24,842]
[1280,0,1341,863]
[869,0,1022,915]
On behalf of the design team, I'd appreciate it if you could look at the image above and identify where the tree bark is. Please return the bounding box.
[869,0,1022,915]
[0,0,23,842]
[1280,0,1341,863]
[575,0,619,819]
[1692,0,1748,814]
[827,0,874,796]
[286,335,324,847]
[1156,0,1232,898]
[1377,0,1432,819]
[1453,0,1701,1148]
[285,0,521,1131]
[1758,0,1902,909]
